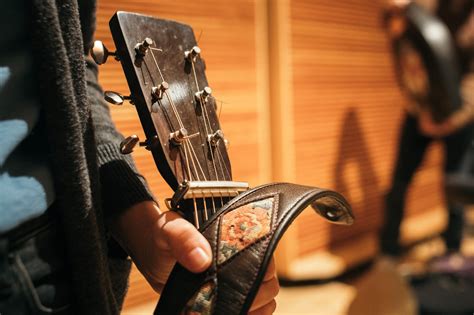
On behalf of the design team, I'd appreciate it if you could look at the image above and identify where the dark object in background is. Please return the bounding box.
[412,273,474,315]
[387,3,462,123]
[446,140,474,205]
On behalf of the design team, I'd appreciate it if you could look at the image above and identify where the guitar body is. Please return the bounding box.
[95,11,354,314]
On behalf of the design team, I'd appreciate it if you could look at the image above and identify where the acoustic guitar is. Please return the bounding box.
[92,11,354,315]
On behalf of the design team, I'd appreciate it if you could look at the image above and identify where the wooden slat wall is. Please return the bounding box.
[95,0,446,309]
[289,0,443,256]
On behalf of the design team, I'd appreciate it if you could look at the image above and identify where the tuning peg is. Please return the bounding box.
[185,46,201,62]
[152,81,169,101]
[120,135,158,154]
[135,38,153,56]
[195,86,212,103]
[104,91,132,106]
[91,40,118,65]
[120,135,140,154]
[207,129,224,147]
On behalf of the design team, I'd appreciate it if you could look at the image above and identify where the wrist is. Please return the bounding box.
[109,201,162,256]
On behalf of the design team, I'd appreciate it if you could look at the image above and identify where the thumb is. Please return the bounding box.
[155,211,212,273]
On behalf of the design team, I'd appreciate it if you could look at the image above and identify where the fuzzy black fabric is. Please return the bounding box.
[30,0,154,313]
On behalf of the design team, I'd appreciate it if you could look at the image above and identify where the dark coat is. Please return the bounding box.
[31,0,153,313]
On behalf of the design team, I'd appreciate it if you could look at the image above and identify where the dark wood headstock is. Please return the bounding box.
[94,12,248,227]
[110,11,231,189]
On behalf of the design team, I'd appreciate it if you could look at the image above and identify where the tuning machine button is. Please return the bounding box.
[195,86,212,103]
[120,135,140,154]
[120,135,157,154]
[104,91,133,106]
[185,46,201,62]
[90,40,118,65]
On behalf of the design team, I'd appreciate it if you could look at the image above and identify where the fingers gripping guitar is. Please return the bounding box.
[93,12,354,314]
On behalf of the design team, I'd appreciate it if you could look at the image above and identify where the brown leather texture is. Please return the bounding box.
[154,182,353,315]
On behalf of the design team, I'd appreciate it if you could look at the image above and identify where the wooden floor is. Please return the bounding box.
[122,235,473,315]
[123,209,474,314]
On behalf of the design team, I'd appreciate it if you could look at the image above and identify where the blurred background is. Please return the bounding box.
[95,0,473,313]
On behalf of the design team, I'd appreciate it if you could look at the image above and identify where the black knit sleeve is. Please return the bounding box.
[85,57,155,218]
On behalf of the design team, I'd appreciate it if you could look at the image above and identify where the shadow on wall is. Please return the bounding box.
[330,107,382,250]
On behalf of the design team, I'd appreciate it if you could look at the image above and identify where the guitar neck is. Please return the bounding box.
[178,196,232,228]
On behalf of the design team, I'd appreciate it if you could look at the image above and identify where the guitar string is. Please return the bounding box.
[189,58,223,220]
[202,196,209,221]
[176,133,192,181]
[150,43,225,224]
[184,140,202,181]
[146,51,193,186]
[156,97,193,182]
[191,62,214,137]
[153,50,208,182]
[211,192,216,214]
[150,48,185,128]
[149,47,207,184]
[191,61,230,182]
[145,54,194,181]
[192,191,199,229]
[190,53,236,216]
[215,144,230,180]
[190,61,220,181]
[149,43,233,224]
[144,60,196,182]
[148,47,204,225]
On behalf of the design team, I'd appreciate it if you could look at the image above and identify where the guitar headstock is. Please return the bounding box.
[103,12,232,190]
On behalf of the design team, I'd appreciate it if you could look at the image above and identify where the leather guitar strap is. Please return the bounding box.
[155,182,354,315]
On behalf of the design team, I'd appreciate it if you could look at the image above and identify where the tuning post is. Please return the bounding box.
[185,46,201,62]
[169,128,188,146]
[90,40,118,65]
[169,128,200,146]
[134,37,153,66]
[152,81,169,101]
[207,130,225,147]
[135,37,153,56]
[195,86,212,103]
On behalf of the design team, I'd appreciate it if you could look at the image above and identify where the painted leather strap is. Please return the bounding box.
[154,182,354,315]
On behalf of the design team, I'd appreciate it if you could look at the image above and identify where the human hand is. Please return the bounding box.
[111,201,279,313]
[249,257,279,315]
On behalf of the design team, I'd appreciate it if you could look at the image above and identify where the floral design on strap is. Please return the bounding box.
[181,281,216,315]
[218,197,274,265]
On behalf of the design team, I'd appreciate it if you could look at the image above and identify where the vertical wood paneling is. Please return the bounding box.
[289,0,443,256]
